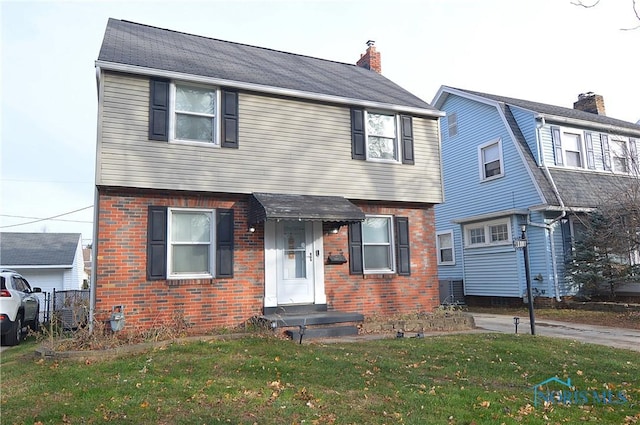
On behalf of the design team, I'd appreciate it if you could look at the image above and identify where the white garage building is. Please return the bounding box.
[0,232,85,293]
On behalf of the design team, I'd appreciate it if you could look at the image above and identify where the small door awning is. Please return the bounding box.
[249,193,365,225]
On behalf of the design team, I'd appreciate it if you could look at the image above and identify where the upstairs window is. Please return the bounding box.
[149,78,238,148]
[551,126,584,168]
[366,112,399,161]
[350,108,414,164]
[609,137,638,173]
[478,138,503,180]
[563,132,583,167]
[173,84,217,143]
[464,218,512,247]
[612,139,629,172]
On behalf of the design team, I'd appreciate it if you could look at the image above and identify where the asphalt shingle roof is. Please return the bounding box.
[0,233,81,267]
[98,19,437,112]
[546,169,638,209]
[440,87,640,209]
[453,87,640,133]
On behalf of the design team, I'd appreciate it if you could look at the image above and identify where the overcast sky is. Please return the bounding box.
[1,0,639,246]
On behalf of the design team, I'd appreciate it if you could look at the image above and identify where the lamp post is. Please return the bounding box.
[515,224,536,335]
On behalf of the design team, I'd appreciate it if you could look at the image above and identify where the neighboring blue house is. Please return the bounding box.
[432,87,640,305]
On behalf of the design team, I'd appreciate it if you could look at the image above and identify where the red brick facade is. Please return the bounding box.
[95,188,440,332]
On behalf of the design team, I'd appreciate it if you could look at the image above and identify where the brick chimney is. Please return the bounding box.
[573,92,606,115]
[356,40,381,73]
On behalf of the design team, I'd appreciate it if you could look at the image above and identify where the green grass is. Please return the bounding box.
[1,333,639,424]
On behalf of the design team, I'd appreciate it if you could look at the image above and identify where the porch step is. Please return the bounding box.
[261,311,364,328]
[285,325,359,340]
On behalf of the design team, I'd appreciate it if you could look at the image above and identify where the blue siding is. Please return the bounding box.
[435,94,546,297]
[510,107,540,164]
[463,246,520,297]
[539,125,608,171]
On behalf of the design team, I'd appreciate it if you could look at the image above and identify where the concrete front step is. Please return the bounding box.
[261,311,364,328]
[284,325,360,341]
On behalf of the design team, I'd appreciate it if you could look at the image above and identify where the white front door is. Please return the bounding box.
[275,221,315,304]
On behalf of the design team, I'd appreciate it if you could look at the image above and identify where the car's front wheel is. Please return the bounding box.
[4,315,23,346]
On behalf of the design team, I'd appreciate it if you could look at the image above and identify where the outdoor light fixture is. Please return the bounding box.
[330,228,339,234]
[248,226,256,233]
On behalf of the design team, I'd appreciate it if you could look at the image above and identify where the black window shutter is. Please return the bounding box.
[149,79,169,141]
[348,222,364,274]
[395,217,411,275]
[351,108,366,160]
[216,209,234,277]
[147,206,167,280]
[400,116,415,165]
[221,90,239,148]
[551,126,563,166]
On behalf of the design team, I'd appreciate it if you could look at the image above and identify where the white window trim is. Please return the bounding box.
[609,136,638,174]
[464,218,512,248]
[561,129,584,169]
[169,81,221,147]
[478,138,504,181]
[436,230,455,265]
[362,214,396,274]
[167,208,216,279]
[364,110,401,164]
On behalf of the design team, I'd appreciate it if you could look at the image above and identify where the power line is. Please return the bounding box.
[0,214,93,224]
[0,205,94,229]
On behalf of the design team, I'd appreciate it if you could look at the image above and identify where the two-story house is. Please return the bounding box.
[92,19,444,332]
[433,87,640,306]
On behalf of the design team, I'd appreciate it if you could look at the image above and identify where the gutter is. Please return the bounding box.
[529,116,565,302]
[95,60,445,118]
[535,113,640,138]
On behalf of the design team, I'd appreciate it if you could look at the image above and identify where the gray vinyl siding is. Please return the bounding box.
[97,72,443,203]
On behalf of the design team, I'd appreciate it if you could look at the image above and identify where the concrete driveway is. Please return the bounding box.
[472,313,640,352]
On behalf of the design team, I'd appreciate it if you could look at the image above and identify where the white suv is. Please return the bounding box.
[0,269,42,346]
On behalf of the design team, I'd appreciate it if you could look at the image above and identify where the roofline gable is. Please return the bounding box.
[433,86,640,137]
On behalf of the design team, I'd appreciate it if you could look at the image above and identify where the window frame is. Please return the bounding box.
[608,137,638,174]
[436,230,455,265]
[361,215,396,274]
[167,208,216,279]
[562,130,584,168]
[169,82,221,146]
[464,218,512,248]
[478,138,504,181]
[365,111,401,163]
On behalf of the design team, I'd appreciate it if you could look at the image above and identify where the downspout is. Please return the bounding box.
[89,66,102,332]
[534,117,565,301]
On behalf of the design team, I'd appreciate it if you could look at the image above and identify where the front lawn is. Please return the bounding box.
[1,333,638,424]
